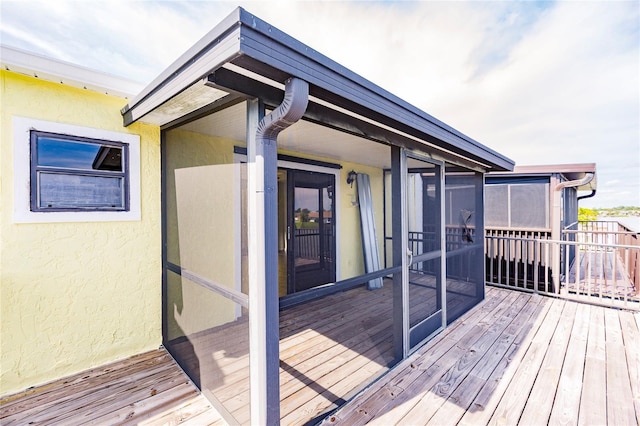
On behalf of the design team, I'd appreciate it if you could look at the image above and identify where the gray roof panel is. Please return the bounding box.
[122,7,514,171]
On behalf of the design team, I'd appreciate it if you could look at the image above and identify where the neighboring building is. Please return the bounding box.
[0,8,515,424]
[485,163,597,289]
[486,163,597,240]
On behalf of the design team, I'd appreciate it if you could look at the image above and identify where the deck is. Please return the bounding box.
[566,250,639,302]
[2,286,638,425]
[325,287,639,425]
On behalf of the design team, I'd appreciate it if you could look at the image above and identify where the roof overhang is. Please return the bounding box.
[489,163,597,191]
[1,45,143,98]
[121,7,514,172]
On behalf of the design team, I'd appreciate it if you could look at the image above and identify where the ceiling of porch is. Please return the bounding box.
[178,101,394,169]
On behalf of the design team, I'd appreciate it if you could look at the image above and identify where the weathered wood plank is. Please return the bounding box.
[604,308,637,424]
[279,340,393,425]
[578,305,607,426]
[0,350,167,414]
[426,293,547,425]
[395,293,532,425]
[120,393,216,426]
[324,287,513,426]
[0,351,179,424]
[618,310,640,423]
[548,302,590,425]
[460,301,564,424]
[72,382,198,426]
[22,367,188,425]
[329,288,510,425]
[364,291,524,425]
[508,299,578,424]
[486,298,569,426]
[457,295,553,426]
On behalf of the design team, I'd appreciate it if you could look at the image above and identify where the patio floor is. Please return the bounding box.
[1,286,638,425]
[323,287,639,425]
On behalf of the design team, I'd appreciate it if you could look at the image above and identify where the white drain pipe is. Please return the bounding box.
[249,77,308,426]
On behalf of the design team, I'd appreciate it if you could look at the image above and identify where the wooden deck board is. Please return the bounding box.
[329,289,517,426]
[619,310,640,424]
[604,308,637,424]
[425,293,547,426]
[547,302,590,425]
[325,287,638,426]
[393,293,533,426]
[567,250,638,302]
[517,301,577,425]
[578,305,607,425]
[3,286,638,426]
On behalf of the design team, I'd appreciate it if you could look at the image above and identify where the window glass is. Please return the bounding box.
[38,174,124,209]
[36,137,123,171]
[31,131,128,211]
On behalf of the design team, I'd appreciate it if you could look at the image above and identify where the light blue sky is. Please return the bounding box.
[2,0,638,208]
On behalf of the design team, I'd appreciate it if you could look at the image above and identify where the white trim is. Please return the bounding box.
[13,116,141,223]
[234,153,342,282]
[1,45,144,98]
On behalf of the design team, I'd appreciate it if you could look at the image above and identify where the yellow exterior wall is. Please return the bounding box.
[0,70,162,396]
[164,129,243,341]
[276,149,386,280]
[162,129,385,340]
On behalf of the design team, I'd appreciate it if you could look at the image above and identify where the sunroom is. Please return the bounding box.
[121,7,514,425]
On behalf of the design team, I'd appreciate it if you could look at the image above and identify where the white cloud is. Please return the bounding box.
[1,0,638,207]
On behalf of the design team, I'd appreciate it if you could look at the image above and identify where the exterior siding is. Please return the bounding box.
[0,70,162,396]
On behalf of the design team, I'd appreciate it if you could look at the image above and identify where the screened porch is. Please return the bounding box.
[121,7,513,424]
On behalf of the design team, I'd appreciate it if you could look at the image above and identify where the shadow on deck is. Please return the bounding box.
[323,287,639,425]
[2,287,637,425]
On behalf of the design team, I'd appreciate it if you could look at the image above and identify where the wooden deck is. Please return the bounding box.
[2,286,638,425]
[323,287,639,425]
[0,350,224,425]
[566,250,639,302]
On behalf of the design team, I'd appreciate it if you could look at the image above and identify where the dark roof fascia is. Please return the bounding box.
[122,7,514,171]
[121,8,245,125]
[207,69,487,172]
[231,11,512,171]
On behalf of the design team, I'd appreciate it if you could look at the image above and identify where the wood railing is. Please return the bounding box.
[484,221,639,310]
[294,227,333,262]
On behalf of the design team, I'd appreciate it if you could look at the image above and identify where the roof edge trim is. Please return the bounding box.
[1,44,143,98]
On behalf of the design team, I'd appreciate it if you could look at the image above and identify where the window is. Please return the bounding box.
[30,131,129,211]
[485,182,550,229]
[14,116,141,223]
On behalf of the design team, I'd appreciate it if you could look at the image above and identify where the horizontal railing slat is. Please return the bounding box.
[484,221,639,311]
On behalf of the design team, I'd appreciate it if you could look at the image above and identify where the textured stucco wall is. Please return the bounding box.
[163,130,385,312]
[0,70,161,396]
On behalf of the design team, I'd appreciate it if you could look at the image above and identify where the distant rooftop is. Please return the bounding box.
[0,45,144,98]
[489,162,597,191]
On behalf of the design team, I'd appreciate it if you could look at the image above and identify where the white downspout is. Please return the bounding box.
[550,172,595,290]
[249,77,308,426]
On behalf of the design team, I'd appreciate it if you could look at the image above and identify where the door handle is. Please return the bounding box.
[407,248,413,266]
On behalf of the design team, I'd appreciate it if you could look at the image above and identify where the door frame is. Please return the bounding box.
[234,152,342,289]
[284,167,337,294]
[394,149,447,355]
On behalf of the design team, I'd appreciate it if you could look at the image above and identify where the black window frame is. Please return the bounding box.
[30,130,130,212]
